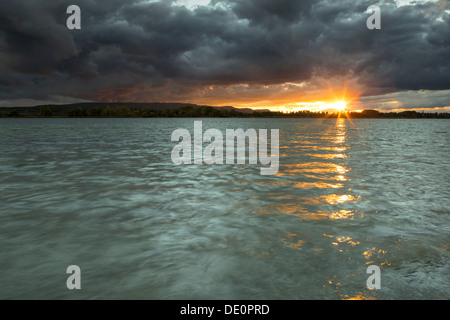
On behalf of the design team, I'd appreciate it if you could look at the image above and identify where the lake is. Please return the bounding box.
[0,118,448,299]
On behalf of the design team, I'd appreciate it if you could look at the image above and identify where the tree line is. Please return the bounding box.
[1,105,449,118]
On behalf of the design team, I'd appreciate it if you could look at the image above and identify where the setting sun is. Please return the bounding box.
[328,101,346,112]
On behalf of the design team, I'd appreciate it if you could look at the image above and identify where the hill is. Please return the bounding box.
[0,102,264,117]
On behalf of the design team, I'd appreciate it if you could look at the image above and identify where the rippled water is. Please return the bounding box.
[0,118,449,299]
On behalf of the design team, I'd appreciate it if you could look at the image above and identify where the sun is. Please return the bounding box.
[315,101,348,112]
[328,101,346,112]
[333,101,347,112]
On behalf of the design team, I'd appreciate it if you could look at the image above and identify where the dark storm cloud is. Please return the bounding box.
[0,0,449,106]
[229,0,315,25]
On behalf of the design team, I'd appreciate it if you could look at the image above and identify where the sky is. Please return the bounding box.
[0,0,449,112]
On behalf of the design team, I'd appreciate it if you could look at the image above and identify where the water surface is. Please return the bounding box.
[0,118,449,299]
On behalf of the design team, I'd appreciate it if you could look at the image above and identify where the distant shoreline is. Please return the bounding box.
[2,115,450,119]
[1,103,449,119]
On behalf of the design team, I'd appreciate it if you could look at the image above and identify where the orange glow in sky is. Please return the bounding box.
[251,98,351,113]
[237,81,360,113]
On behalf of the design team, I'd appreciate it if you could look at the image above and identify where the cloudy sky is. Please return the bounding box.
[0,0,449,112]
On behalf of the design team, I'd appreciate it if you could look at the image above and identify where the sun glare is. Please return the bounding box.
[261,99,350,113]
[308,101,347,113]
[331,101,347,111]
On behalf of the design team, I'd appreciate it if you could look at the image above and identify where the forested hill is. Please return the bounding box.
[0,102,258,117]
